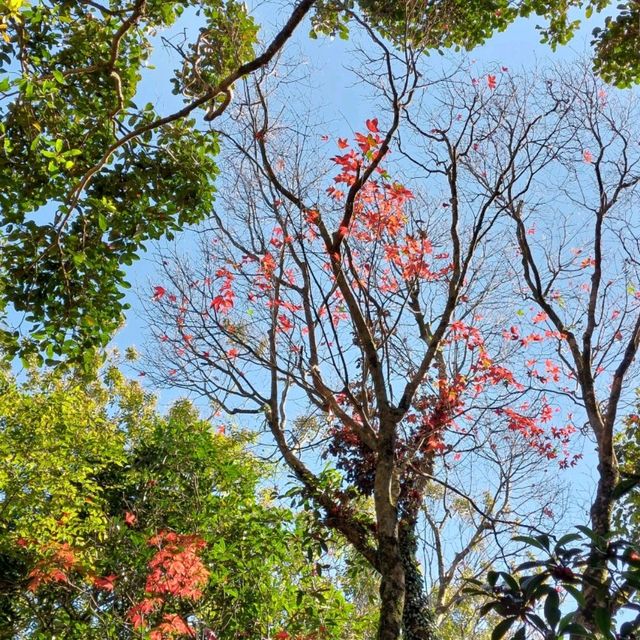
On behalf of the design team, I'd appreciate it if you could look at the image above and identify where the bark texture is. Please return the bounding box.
[400,516,440,640]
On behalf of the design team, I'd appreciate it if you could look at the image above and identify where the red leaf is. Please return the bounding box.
[365,118,379,133]
[210,294,233,313]
[153,286,166,301]
[337,138,349,149]
[487,74,497,90]
[93,574,117,591]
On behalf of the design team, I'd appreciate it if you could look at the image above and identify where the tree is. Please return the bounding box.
[142,38,598,637]
[432,62,640,634]
[0,361,357,639]
[0,0,312,362]
[0,0,636,364]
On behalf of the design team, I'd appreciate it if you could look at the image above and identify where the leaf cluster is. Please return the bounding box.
[0,364,356,639]
[466,529,640,639]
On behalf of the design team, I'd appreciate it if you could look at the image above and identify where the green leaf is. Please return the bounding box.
[491,617,515,640]
[593,608,612,638]
[514,534,551,551]
[555,533,582,549]
[560,622,593,637]
[544,588,561,628]
[520,572,548,597]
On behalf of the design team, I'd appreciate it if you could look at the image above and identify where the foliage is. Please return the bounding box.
[0,356,125,549]
[467,529,640,639]
[0,0,260,363]
[614,400,640,538]
[2,0,640,638]
[0,363,356,639]
[313,0,603,50]
[1,0,639,365]
[592,1,640,88]
[313,0,640,88]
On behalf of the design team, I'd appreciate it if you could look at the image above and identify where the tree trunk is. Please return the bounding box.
[374,416,405,640]
[577,454,619,631]
[400,515,440,640]
[377,532,406,640]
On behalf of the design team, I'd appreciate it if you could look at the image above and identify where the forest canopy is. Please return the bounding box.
[0,0,639,363]
[1,1,640,640]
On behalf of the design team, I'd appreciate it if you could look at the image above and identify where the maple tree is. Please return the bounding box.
[141,38,638,636]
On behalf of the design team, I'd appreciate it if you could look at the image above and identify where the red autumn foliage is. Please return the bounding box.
[127,530,208,640]
[145,531,209,600]
[150,614,196,639]
[27,542,77,592]
[93,574,117,591]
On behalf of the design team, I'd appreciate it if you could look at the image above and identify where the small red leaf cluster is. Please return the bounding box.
[27,542,77,592]
[127,531,209,639]
[210,267,235,314]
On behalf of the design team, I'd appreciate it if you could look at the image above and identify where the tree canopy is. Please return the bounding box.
[2,1,640,639]
[0,362,358,639]
[0,0,639,364]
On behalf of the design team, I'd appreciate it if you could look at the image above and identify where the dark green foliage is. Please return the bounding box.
[0,1,254,362]
[313,0,639,89]
[592,2,640,88]
[466,529,640,639]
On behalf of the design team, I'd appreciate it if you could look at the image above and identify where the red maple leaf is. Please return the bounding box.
[124,511,137,527]
[151,614,196,639]
[365,118,379,133]
[153,286,166,301]
[93,574,117,591]
[210,293,233,313]
[278,314,293,332]
[487,74,497,90]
